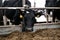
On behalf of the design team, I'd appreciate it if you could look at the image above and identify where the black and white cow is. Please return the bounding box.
[0,0,3,25]
[53,0,60,22]
[45,0,57,14]
[45,0,60,22]
[2,0,31,25]
[2,0,36,31]
[45,0,57,13]
[2,0,21,25]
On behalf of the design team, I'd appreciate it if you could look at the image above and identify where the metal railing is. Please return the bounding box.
[0,7,60,9]
[0,7,60,26]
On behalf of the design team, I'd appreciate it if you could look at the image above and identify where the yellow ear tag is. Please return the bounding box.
[20,15,23,18]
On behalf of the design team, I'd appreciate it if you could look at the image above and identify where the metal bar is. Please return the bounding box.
[1,7,60,26]
[3,15,7,26]
[0,22,60,27]
[34,0,36,7]
[22,0,25,6]
[0,7,60,9]
[0,7,24,9]
[31,7,60,9]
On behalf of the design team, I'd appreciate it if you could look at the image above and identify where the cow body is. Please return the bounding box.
[45,0,56,7]
[2,0,31,25]
[2,0,21,25]
[45,0,59,22]
[53,0,60,22]
[0,0,3,25]
[45,0,60,22]
[45,0,57,14]
[2,0,35,31]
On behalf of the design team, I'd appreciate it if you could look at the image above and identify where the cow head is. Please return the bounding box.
[22,9,36,31]
[35,10,44,18]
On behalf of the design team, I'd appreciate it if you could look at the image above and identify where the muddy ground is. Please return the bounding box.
[0,28,60,40]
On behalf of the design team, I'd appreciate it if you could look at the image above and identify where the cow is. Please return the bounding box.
[45,0,57,22]
[0,0,3,25]
[2,0,36,32]
[53,0,60,22]
[45,0,57,14]
[2,0,21,25]
[2,0,31,25]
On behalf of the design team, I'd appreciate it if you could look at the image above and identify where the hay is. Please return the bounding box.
[0,28,60,40]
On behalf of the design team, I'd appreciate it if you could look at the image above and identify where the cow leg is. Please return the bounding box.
[12,10,21,25]
[52,10,56,22]
[22,18,26,32]
[46,9,52,15]
[52,13,55,22]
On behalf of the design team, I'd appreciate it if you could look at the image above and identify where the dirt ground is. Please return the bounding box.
[0,28,60,40]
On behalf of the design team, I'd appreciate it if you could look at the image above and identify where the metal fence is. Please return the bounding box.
[1,0,60,26]
[0,7,60,9]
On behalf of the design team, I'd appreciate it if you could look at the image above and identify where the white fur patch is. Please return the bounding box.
[26,11,30,13]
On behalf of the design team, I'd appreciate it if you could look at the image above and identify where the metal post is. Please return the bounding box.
[34,0,36,7]
[0,0,2,7]
[46,14,49,23]
[3,15,7,26]
[45,10,49,23]
[22,0,25,6]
